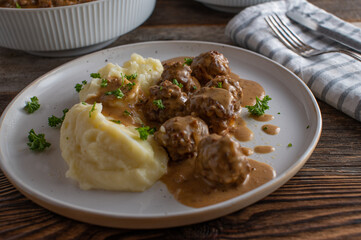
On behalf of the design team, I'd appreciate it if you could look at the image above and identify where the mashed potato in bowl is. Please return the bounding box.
[60,53,168,192]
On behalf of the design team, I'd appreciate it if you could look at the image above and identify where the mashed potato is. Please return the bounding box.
[60,53,168,192]
[60,102,168,191]
[79,53,163,102]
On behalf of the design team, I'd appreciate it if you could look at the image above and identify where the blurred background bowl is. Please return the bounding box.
[195,0,278,13]
[0,0,156,57]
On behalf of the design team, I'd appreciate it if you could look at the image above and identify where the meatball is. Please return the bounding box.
[154,116,209,161]
[187,87,236,133]
[205,75,243,112]
[195,134,251,186]
[160,62,201,94]
[191,51,230,85]
[143,80,188,124]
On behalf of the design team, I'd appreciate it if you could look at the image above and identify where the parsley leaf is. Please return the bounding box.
[125,73,137,80]
[89,102,96,118]
[287,143,293,147]
[153,99,165,109]
[172,79,183,88]
[27,129,51,151]
[24,96,40,114]
[75,80,87,93]
[126,82,136,90]
[16,2,21,8]
[48,108,69,127]
[100,79,108,87]
[90,73,101,78]
[216,82,223,88]
[184,58,193,66]
[105,88,124,99]
[123,110,131,116]
[111,120,121,124]
[135,126,156,140]
[246,95,272,116]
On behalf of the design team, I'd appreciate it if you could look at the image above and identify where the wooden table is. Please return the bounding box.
[1,0,361,239]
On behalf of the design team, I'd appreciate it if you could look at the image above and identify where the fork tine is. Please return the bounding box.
[268,15,301,50]
[273,14,309,50]
[265,15,296,50]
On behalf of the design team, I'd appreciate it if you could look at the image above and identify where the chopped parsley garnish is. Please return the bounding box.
[111,120,121,124]
[184,58,193,66]
[90,73,101,78]
[100,79,108,87]
[153,99,165,109]
[287,143,293,147]
[263,126,268,130]
[15,2,21,8]
[172,79,183,88]
[126,82,136,90]
[159,86,163,90]
[123,110,131,116]
[278,112,280,115]
[89,102,96,118]
[216,82,223,88]
[124,73,137,80]
[24,96,40,114]
[75,80,87,92]
[306,125,310,129]
[192,85,197,90]
[27,129,51,151]
[105,88,124,99]
[135,126,156,140]
[81,102,87,105]
[246,95,272,116]
[48,108,69,127]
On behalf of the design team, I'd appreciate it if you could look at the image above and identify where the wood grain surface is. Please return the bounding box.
[1,0,361,239]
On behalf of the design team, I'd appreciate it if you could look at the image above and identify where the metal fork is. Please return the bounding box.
[264,14,361,62]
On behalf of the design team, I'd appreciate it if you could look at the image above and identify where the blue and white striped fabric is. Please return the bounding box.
[225,0,361,121]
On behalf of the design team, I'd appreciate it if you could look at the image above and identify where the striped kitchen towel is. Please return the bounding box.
[225,0,361,122]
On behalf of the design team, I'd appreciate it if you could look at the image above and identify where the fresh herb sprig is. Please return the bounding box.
[246,95,272,116]
[184,58,193,66]
[172,79,183,88]
[124,73,137,80]
[48,108,69,127]
[24,96,40,114]
[105,88,124,99]
[27,129,51,151]
[153,99,165,109]
[136,126,156,140]
[75,80,87,93]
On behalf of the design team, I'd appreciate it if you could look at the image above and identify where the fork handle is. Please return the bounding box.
[339,50,361,62]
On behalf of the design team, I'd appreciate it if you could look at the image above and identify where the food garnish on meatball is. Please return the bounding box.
[160,62,201,94]
[143,80,188,124]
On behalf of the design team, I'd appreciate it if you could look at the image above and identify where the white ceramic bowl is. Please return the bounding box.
[0,0,156,57]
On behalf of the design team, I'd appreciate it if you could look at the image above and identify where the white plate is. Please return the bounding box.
[0,41,322,229]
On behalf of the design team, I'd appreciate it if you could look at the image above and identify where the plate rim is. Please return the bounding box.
[0,40,322,228]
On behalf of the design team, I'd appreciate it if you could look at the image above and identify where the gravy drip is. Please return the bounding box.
[252,114,274,122]
[254,146,275,154]
[262,124,280,135]
[161,158,275,208]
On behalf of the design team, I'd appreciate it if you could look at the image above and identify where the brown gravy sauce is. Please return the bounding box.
[161,158,275,208]
[252,114,274,122]
[262,124,280,135]
[254,146,275,154]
